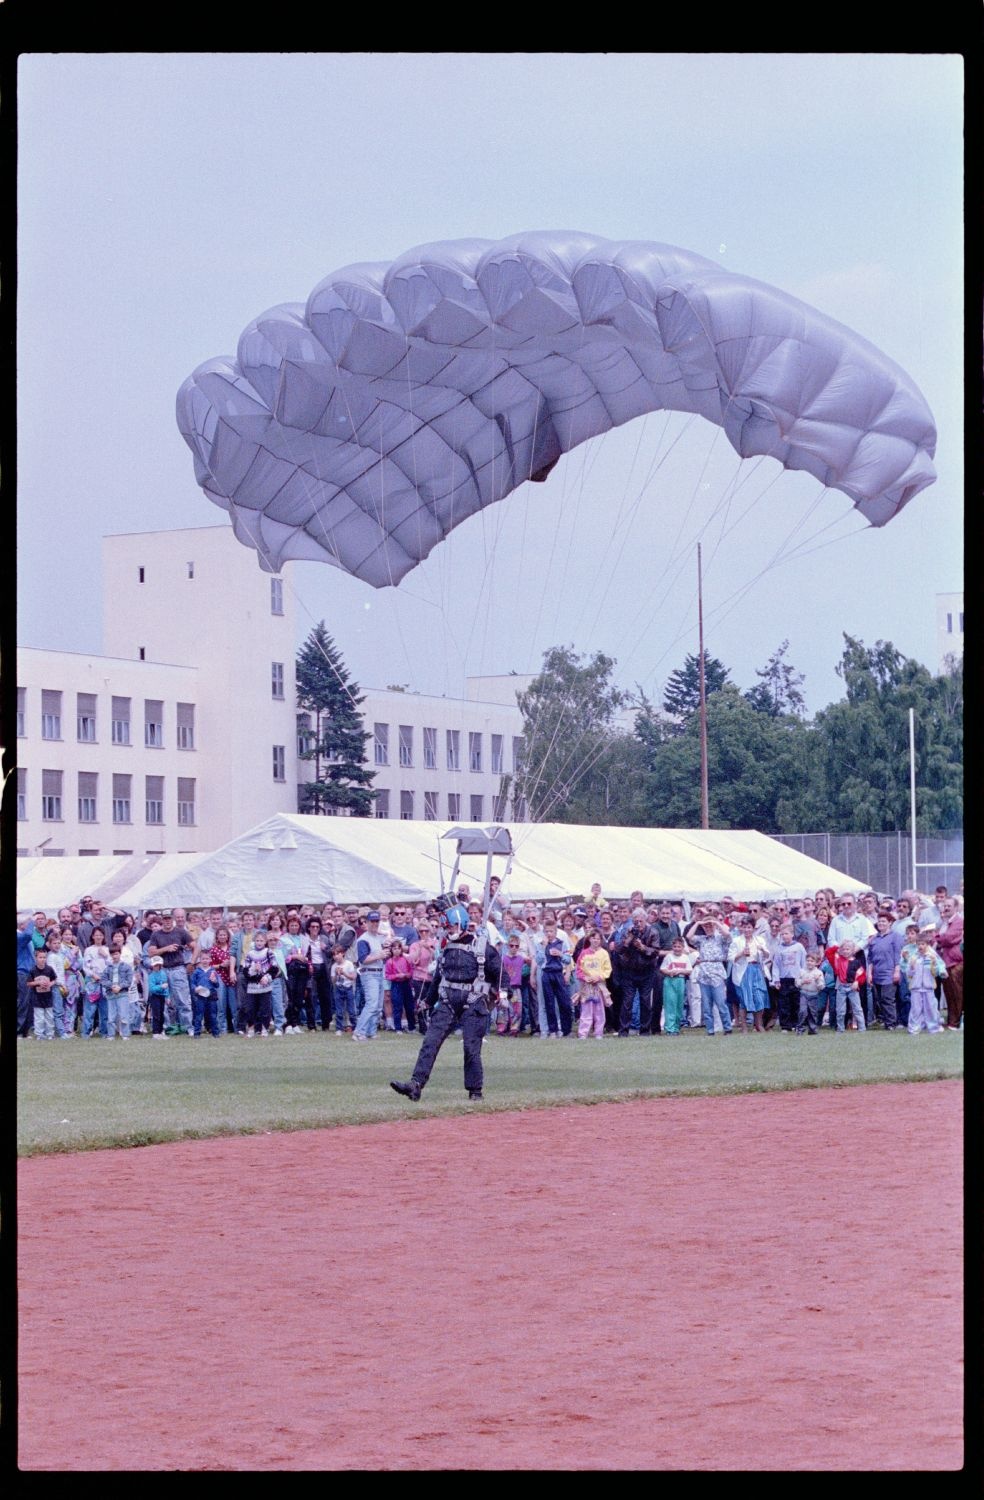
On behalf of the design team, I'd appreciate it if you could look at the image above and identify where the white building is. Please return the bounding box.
[16,525,527,857]
[935,592,964,671]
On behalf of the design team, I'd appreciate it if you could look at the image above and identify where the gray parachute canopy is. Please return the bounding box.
[176,230,937,585]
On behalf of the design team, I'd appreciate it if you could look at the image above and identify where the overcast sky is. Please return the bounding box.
[17,52,963,714]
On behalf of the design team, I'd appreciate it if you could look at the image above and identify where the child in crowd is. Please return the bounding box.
[898,923,922,1030]
[773,924,807,1033]
[827,939,867,1032]
[330,945,359,1034]
[241,932,275,1037]
[659,935,696,1035]
[817,948,837,1028]
[905,931,947,1036]
[576,928,612,1038]
[384,938,415,1034]
[101,948,134,1039]
[498,936,527,1034]
[147,956,172,1038]
[27,947,58,1040]
[795,950,825,1035]
[189,962,221,1038]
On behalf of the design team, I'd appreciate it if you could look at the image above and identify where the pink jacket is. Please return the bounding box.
[936,915,964,968]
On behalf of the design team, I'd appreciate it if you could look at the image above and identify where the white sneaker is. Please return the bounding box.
[273,1028,283,1037]
[153,1032,166,1040]
[246,1027,255,1038]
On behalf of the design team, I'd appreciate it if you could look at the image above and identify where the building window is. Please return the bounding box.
[112,773,132,825]
[492,792,506,821]
[424,789,438,821]
[400,790,414,820]
[111,696,131,745]
[144,699,164,748]
[423,726,437,769]
[469,732,482,773]
[446,729,460,771]
[513,736,525,774]
[271,662,285,700]
[273,746,286,782]
[187,561,195,579]
[139,648,146,661]
[177,702,195,750]
[447,792,460,820]
[271,577,284,615]
[515,795,528,822]
[138,566,145,583]
[297,712,313,757]
[77,692,97,743]
[17,687,25,737]
[177,777,196,826]
[399,725,413,768]
[947,612,952,633]
[42,769,63,821]
[78,771,98,824]
[491,734,503,774]
[41,690,62,740]
[145,775,164,825]
[78,849,101,857]
[375,789,390,819]
[470,794,484,822]
[374,722,389,766]
[17,767,26,821]
[959,612,964,632]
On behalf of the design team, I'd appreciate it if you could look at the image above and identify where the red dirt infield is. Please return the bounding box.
[19,1080,962,1471]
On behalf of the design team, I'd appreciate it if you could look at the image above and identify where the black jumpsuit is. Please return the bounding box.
[409,934,502,1095]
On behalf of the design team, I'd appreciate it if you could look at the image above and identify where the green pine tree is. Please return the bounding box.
[296,622,377,816]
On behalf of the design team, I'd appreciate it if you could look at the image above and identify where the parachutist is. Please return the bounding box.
[389,907,502,1103]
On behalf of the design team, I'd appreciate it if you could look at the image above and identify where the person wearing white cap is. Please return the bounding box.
[352,912,388,1040]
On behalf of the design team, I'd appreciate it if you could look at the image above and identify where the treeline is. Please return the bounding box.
[510,637,963,834]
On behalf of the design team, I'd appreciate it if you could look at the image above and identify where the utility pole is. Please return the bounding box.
[698,544,709,829]
[909,707,917,889]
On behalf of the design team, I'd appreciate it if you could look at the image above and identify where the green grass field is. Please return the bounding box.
[17,1027,963,1156]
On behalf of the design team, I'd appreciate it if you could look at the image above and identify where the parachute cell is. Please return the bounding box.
[176,231,937,582]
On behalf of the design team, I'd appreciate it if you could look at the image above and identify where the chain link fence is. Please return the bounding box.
[771,831,963,895]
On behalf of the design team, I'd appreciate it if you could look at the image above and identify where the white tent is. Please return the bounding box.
[127,814,869,909]
[17,852,206,915]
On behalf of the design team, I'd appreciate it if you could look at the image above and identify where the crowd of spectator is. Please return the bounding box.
[16,879,964,1044]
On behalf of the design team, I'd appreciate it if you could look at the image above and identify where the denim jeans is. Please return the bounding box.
[164,965,194,1031]
[835,983,866,1031]
[105,988,131,1037]
[270,976,286,1030]
[33,1004,55,1039]
[82,994,109,1036]
[17,971,33,1036]
[53,989,70,1038]
[215,980,237,1034]
[334,982,358,1031]
[700,979,731,1034]
[354,969,385,1037]
[192,989,220,1037]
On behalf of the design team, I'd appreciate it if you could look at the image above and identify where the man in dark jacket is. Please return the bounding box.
[390,910,502,1101]
[615,908,660,1036]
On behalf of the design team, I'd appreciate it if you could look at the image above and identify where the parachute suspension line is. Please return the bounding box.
[581,411,693,644]
[691,482,835,643]
[519,411,685,830]
[233,510,364,717]
[584,412,706,649]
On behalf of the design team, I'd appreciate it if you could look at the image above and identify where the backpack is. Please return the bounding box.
[441,941,480,985]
